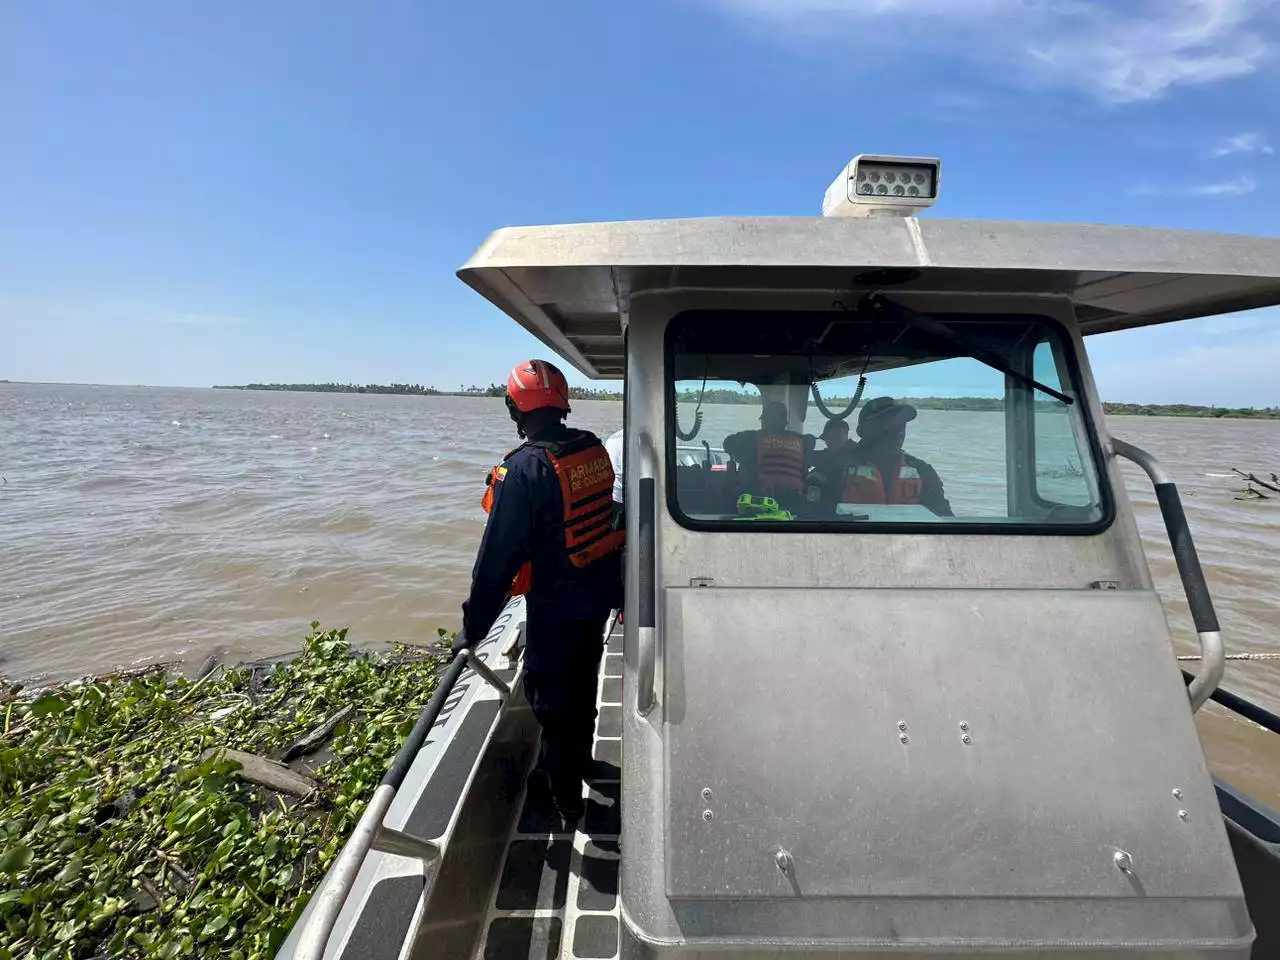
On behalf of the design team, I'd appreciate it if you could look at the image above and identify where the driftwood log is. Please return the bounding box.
[1232,467,1280,493]
[200,747,319,799]
[279,705,356,762]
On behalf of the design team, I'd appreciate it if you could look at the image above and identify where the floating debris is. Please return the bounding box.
[0,624,444,959]
[1231,467,1280,501]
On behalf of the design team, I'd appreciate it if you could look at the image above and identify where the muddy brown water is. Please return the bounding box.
[2,383,1277,803]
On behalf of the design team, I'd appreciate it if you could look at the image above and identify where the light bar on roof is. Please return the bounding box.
[822,154,942,218]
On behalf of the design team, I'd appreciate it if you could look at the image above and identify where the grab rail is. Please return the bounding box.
[1182,670,1280,736]
[1112,438,1224,712]
[636,433,658,715]
[293,648,508,960]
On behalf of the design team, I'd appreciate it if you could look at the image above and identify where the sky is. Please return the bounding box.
[2,0,1278,406]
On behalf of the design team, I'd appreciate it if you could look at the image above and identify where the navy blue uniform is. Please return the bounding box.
[461,423,622,816]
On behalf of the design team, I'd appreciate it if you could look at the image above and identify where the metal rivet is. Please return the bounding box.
[959,721,969,732]
[961,734,972,745]
[899,734,909,744]
[701,787,713,801]
[774,849,793,873]
[1178,810,1190,822]
[1113,850,1133,873]
[897,720,908,731]
[702,809,714,822]
[1172,788,1184,800]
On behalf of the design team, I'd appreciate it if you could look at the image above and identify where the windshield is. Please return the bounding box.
[666,309,1109,531]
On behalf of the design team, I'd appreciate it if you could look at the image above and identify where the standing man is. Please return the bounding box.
[722,400,815,507]
[457,360,625,824]
[604,428,625,506]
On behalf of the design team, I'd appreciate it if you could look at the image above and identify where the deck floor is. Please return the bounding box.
[475,627,623,960]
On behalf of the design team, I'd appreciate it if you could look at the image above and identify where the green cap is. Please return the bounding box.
[858,397,917,435]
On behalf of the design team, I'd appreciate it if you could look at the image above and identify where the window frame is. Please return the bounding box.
[663,308,1115,537]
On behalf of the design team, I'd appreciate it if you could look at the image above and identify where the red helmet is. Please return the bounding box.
[506,359,570,414]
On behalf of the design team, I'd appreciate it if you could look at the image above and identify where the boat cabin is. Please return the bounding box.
[280,156,1280,960]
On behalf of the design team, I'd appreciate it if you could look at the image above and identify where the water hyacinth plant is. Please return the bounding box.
[0,624,445,960]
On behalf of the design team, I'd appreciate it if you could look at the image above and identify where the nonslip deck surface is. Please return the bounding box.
[475,630,623,960]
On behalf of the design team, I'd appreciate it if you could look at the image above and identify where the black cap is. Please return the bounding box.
[858,397,917,436]
[760,400,789,425]
[820,418,850,440]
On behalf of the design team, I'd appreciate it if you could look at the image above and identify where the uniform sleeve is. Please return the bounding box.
[917,461,954,517]
[460,460,536,645]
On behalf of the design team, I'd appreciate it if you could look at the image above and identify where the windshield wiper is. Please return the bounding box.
[865,294,1074,405]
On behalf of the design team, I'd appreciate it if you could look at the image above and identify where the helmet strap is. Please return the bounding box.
[504,395,528,437]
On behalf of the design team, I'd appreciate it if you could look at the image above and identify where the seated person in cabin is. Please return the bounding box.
[722,400,815,508]
[806,398,953,517]
[803,417,860,511]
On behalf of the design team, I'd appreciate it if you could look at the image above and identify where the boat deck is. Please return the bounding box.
[474,627,624,960]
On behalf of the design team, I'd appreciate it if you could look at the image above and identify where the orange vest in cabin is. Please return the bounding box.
[840,456,924,505]
[755,432,806,494]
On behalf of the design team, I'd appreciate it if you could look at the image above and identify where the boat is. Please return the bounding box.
[277,154,1280,960]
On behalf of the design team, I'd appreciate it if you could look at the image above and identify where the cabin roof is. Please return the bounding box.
[457,216,1280,379]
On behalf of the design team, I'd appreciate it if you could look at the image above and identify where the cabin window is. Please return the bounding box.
[666,309,1110,532]
[1030,339,1099,510]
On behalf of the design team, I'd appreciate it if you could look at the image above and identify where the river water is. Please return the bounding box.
[2,383,1278,801]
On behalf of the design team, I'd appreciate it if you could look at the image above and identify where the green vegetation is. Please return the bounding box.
[676,392,1279,418]
[214,382,624,401]
[1103,402,1280,419]
[212,383,1279,418]
[214,383,441,395]
[675,391,1007,410]
[0,624,444,960]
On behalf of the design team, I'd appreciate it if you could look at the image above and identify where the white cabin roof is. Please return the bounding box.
[457,216,1280,378]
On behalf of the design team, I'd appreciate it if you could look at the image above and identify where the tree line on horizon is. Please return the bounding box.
[211,382,1279,418]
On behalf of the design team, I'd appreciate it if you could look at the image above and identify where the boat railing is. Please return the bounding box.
[292,647,511,960]
[1181,671,1280,737]
[636,433,659,715]
[1112,437,1224,711]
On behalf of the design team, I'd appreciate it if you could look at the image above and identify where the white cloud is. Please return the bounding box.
[709,0,1276,103]
[154,313,249,326]
[1129,174,1257,196]
[1211,131,1275,156]
[1195,311,1277,334]
[1189,174,1258,195]
[1092,319,1280,407]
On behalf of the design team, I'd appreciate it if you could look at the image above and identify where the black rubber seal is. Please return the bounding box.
[1155,482,1220,634]
[638,477,656,629]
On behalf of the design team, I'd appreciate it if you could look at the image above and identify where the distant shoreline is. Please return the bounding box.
[211,383,1280,419]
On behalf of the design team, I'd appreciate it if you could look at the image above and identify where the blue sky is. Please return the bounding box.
[2,0,1278,405]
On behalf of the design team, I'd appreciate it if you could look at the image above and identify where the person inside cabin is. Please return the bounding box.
[456,360,625,826]
[604,427,625,527]
[722,400,815,508]
[831,397,952,516]
[803,417,861,511]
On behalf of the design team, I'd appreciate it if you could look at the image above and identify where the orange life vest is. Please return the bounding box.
[480,432,624,595]
[542,432,626,569]
[756,432,806,494]
[840,456,924,505]
[482,463,533,596]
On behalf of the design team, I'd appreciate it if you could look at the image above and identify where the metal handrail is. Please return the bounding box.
[1182,670,1280,736]
[636,433,658,715]
[293,648,508,960]
[1112,438,1224,712]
